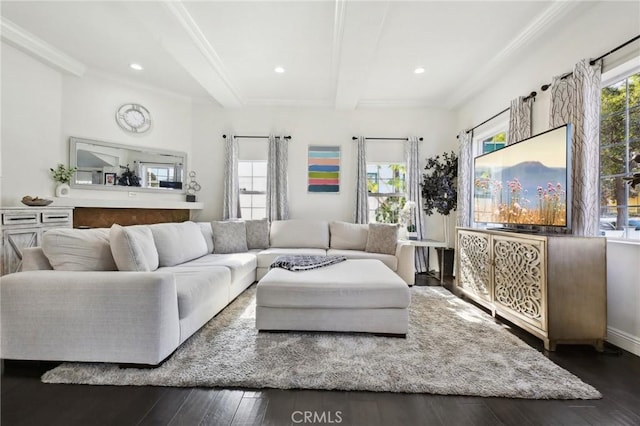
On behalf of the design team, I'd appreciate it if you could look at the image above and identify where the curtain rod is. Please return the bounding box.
[351,137,423,141]
[540,34,640,91]
[222,134,291,140]
[456,91,536,138]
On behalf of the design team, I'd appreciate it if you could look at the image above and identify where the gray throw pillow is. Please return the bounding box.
[365,223,399,255]
[245,219,269,249]
[212,221,249,254]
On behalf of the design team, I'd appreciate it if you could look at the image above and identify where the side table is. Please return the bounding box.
[400,238,448,284]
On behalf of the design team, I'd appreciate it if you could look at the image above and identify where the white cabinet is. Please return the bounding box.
[456,228,607,351]
[1,207,73,275]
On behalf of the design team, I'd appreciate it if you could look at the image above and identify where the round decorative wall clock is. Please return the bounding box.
[116,103,152,133]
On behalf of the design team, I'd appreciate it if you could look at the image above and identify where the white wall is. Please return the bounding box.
[454,1,640,356]
[1,43,63,205]
[1,42,194,205]
[190,104,457,241]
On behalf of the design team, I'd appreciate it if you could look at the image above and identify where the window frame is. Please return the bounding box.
[599,62,640,237]
[366,162,407,224]
[238,160,267,220]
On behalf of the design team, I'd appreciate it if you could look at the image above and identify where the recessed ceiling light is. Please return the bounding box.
[274,66,285,73]
[414,67,425,74]
[129,63,144,71]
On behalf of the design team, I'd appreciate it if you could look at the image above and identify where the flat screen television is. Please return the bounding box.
[473,124,572,231]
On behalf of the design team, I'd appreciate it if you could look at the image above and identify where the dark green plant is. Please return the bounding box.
[421,151,458,216]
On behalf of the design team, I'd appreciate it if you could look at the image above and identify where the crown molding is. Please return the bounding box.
[445,1,589,109]
[163,0,244,107]
[0,17,86,77]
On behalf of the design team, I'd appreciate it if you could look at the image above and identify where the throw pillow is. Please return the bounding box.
[245,219,269,249]
[212,221,249,254]
[149,221,209,267]
[41,228,117,271]
[365,223,399,255]
[329,221,368,250]
[109,224,159,271]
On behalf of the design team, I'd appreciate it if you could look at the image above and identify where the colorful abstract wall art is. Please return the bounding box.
[308,145,340,193]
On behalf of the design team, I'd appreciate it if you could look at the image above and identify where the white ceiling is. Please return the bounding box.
[1,1,596,110]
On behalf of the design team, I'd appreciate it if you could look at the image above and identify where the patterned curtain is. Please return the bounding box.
[549,59,602,236]
[405,136,427,272]
[222,134,240,220]
[266,135,290,221]
[456,130,473,228]
[507,96,533,145]
[354,136,369,224]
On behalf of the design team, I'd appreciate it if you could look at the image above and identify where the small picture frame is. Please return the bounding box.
[104,172,116,185]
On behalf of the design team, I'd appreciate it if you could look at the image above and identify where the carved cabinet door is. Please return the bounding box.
[2,228,40,275]
[492,235,547,331]
[457,230,492,302]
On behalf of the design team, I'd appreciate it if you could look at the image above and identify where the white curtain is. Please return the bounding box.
[405,136,427,272]
[222,134,240,220]
[266,134,289,221]
[456,131,473,228]
[508,96,534,145]
[549,59,602,236]
[354,136,369,224]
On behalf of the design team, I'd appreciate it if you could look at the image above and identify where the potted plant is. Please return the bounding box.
[50,164,77,197]
[421,150,458,246]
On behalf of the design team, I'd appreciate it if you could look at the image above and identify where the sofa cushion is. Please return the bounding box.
[149,222,208,267]
[109,224,159,272]
[171,253,257,284]
[41,228,117,271]
[212,221,249,254]
[167,267,231,320]
[326,248,398,271]
[270,220,329,249]
[257,248,327,269]
[365,223,399,255]
[329,221,368,250]
[246,219,270,249]
[197,222,215,253]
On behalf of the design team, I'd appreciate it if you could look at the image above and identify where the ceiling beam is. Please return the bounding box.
[333,1,390,110]
[0,17,86,77]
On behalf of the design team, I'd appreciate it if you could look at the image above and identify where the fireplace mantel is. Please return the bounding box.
[50,197,203,210]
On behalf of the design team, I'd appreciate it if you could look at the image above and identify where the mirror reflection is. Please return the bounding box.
[69,137,186,193]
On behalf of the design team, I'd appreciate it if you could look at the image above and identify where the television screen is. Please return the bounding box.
[473,124,572,229]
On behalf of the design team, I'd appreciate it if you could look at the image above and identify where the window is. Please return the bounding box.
[239,160,267,219]
[367,163,406,223]
[141,164,176,188]
[599,70,640,236]
[481,131,506,154]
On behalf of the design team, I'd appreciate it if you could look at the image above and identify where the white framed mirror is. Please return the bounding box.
[69,137,187,194]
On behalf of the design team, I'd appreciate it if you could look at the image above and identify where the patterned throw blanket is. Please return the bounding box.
[270,255,347,272]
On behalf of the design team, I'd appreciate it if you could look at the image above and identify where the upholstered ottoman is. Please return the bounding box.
[256,259,411,336]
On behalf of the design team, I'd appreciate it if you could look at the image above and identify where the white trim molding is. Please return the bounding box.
[0,17,86,77]
[607,326,640,357]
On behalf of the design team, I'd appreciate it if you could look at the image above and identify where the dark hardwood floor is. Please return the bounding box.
[2,274,639,426]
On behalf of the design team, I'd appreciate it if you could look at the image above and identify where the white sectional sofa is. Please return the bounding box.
[0,219,414,365]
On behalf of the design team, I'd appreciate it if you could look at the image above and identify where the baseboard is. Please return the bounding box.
[606,326,640,356]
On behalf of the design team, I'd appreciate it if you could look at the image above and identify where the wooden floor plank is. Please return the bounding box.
[199,389,243,426]
[138,387,193,426]
[230,396,268,426]
[260,389,296,426]
[167,388,220,426]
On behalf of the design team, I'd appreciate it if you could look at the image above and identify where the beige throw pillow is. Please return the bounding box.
[330,221,368,250]
[109,224,159,271]
[41,228,117,271]
[365,223,399,255]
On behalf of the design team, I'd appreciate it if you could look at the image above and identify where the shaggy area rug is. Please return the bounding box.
[42,285,601,399]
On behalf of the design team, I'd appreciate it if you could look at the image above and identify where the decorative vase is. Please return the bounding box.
[55,183,70,198]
